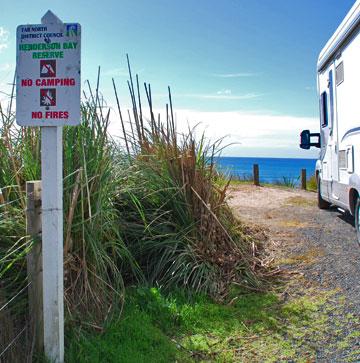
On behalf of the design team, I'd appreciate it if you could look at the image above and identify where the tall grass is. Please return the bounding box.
[0,203,31,362]
[0,88,34,361]
[0,80,137,363]
[111,58,265,295]
[0,60,268,359]
[307,174,317,192]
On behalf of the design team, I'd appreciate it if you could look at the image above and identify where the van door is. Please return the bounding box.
[319,79,331,200]
[327,67,339,198]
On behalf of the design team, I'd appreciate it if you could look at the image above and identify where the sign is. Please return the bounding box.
[15,11,81,363]
[16,20,81,126]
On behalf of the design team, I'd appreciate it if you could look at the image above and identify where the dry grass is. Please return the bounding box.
[278,220,312,228]
[278,248,325,266]
[285,196,316,207]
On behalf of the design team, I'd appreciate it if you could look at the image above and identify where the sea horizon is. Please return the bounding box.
[215,156,317,184]
[219,155,318,160]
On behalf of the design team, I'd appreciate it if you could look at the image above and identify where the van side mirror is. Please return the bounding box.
[300,130,320,149]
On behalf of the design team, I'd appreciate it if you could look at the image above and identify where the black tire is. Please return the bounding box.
[317,177,330,209]
[355,198,360,245]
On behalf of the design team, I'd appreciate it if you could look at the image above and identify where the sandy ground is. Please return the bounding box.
[228,184,315,226]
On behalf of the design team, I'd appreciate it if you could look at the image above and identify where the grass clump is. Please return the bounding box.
[273,176,299,189]
[307,174,317,192]
[110,59,267,297]
[227,173,254,185]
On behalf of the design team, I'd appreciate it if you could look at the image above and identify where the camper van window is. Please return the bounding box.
[336,62,344,85]
[320,92,328,128]
[339,150,347,169]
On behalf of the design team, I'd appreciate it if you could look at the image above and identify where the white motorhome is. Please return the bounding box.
[300,0,360,241]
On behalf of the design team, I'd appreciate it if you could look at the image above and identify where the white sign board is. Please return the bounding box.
[16,21,81,126]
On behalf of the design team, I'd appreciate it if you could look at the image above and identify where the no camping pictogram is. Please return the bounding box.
[40,88,56,106]
[40,60,56,77]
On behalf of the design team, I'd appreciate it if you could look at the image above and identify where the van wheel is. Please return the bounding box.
[355,198,360,245]
[317,178,330,209]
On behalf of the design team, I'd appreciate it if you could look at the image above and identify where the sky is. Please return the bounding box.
[0,0,356,157]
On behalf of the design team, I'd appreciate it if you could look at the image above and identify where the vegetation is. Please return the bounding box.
[0,61,268,361]
[229,174,310,190]
[285,196,317,207]
[66,283,359,362]
[0,58,325,362]
[228,173,254,184]
[273,176,300,189]
[307,174,317,192]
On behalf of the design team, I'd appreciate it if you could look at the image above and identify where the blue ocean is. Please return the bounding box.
[215,157,317,184]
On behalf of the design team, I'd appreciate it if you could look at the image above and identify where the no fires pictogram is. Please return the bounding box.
[40,88,56,106]
[40,60,56,77]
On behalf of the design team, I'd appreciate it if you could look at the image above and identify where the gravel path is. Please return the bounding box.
[229,184,360,361]
[303,208,360,311]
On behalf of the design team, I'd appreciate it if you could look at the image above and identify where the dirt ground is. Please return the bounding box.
[228,184,360,361]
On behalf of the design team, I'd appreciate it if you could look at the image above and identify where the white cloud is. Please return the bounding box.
[0,63,15,104]
[179,92,261,100]
[212,72,259,78]
[0,63,14,72]
[102,67,128,77]
[152,91,260,101]
[216,89,232,95]
[0,27,9,53]
[107,106,319,158]
[102,67,144,77]
[173,109,316,144]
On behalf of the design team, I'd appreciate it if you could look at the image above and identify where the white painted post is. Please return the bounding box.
[41,126,64,362]
[16,11,81,362]
[41,13,64,363]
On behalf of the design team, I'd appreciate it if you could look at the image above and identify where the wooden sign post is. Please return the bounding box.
[16,11,81,363]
